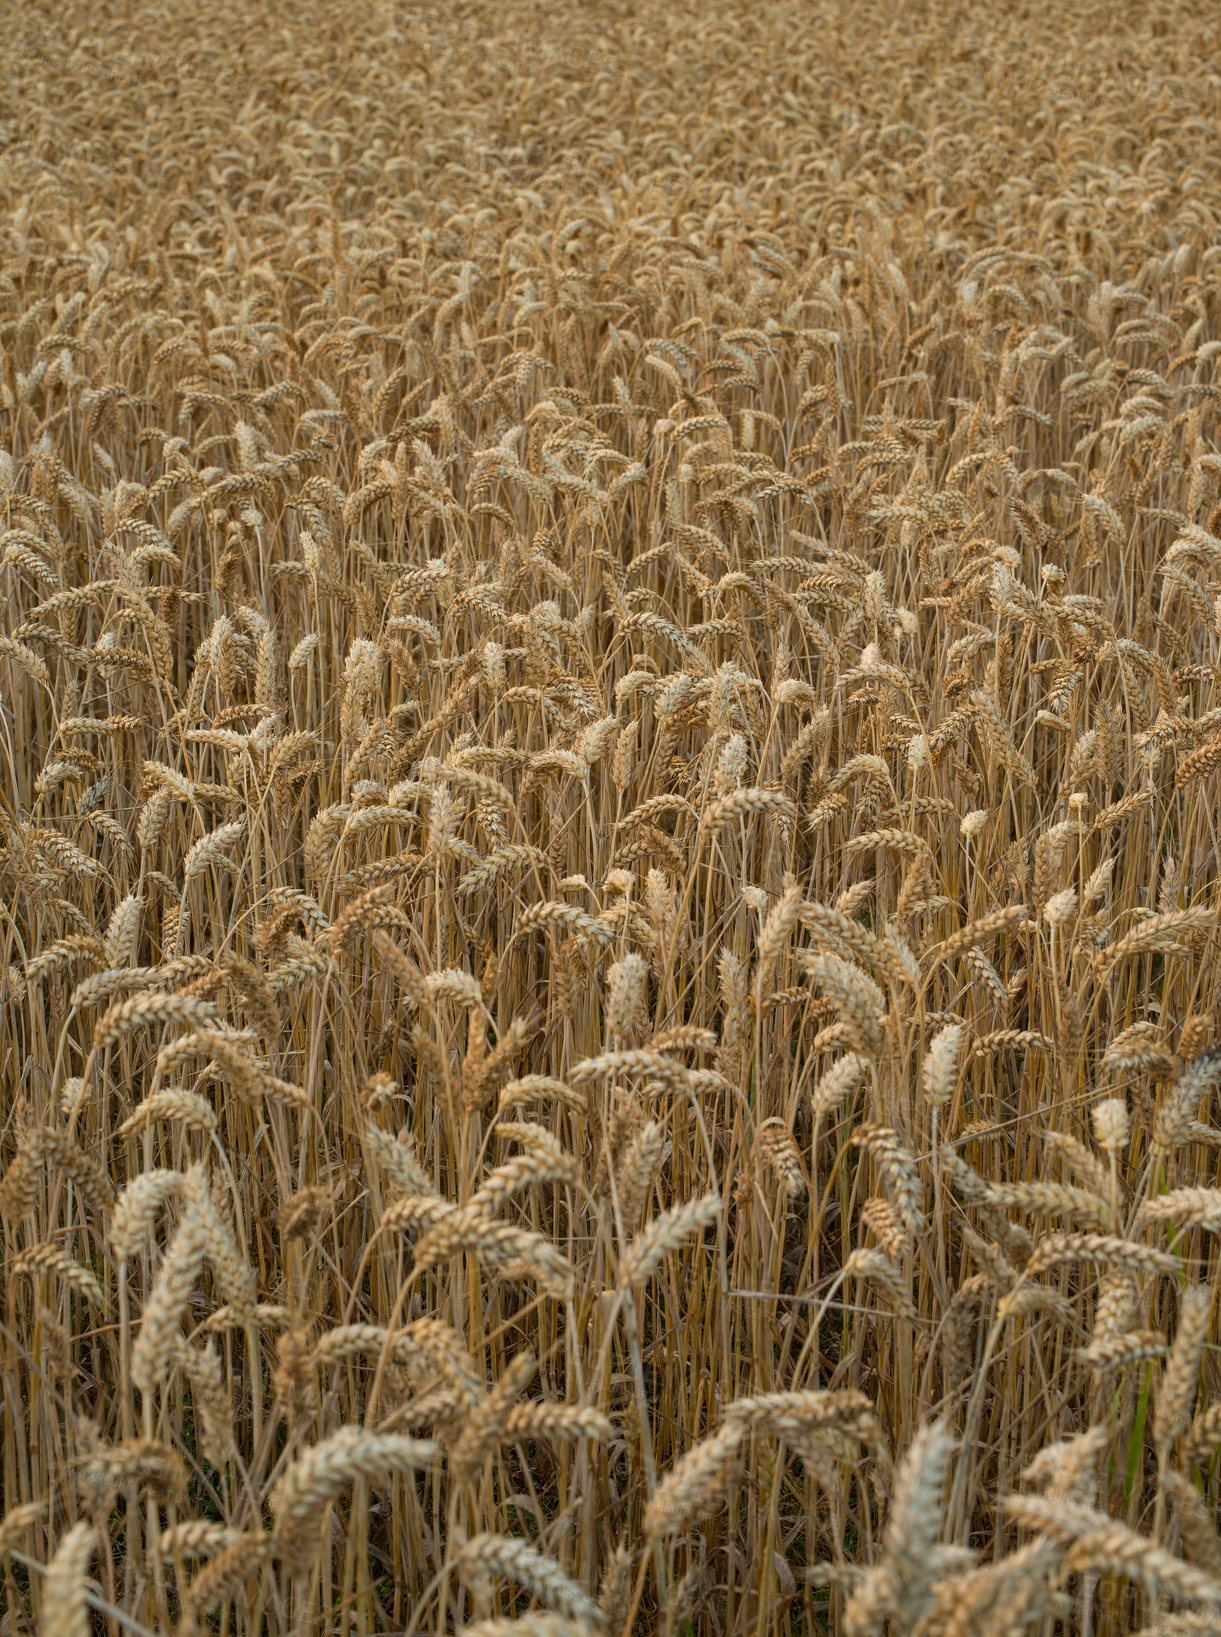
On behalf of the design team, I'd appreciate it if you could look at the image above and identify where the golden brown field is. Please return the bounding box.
[3,0,1221,1631]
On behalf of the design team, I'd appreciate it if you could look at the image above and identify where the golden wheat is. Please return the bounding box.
[3,0,1221,1631]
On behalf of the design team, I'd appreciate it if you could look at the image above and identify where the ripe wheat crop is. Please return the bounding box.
[2,0,1221,1631]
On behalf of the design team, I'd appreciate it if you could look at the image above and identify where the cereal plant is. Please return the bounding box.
[2,1,1221,1632]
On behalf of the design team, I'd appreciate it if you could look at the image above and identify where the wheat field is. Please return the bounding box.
[3,0,1221,1632]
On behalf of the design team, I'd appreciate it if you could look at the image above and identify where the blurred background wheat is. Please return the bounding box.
[2,0,1221,1632]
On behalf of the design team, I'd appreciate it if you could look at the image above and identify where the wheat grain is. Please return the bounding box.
[271,1429,436,1567]
[645,1423,744,1538]
[38,1522,95,1637]
[456,1534,604,1624]
[1156,1286,1213,1447]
